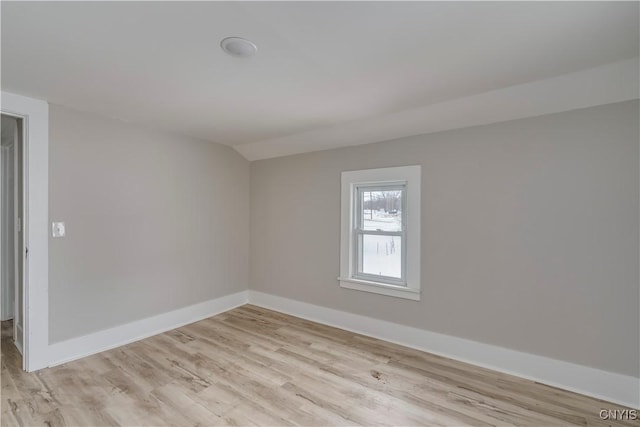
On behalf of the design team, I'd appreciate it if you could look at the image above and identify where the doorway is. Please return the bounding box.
[1,113,24,361]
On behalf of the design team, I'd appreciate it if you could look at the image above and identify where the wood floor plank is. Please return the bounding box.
[1,306,637,427]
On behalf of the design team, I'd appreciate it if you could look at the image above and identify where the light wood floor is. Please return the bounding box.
[1,305,637,427]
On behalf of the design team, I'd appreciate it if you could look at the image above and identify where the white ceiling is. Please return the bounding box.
[2,2,639,160]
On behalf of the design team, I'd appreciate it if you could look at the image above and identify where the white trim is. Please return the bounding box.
[27,284,640,408]
[14,323,23,355]
[1,91,49,372]
[248,290,640,409]
[47,291,248,367]
[13,332,22,355]
[13,119,21,353]
[337,277,420,301]
[340,165,421,300]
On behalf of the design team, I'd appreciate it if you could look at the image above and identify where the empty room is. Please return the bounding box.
[1,1,639,426]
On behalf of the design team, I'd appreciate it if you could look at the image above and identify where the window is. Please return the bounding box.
[339,166,421,300]
[354,185,405,284]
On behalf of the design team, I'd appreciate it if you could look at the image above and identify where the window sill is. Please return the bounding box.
[338,277,420,301]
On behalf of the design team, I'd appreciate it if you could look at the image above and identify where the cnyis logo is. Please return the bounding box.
[599,409,638,421]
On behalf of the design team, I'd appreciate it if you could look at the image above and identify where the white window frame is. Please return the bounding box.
[339,165,421,301]
[353,183,406,286]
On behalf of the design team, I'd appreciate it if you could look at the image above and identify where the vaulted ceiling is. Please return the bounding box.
[2,2,638,159]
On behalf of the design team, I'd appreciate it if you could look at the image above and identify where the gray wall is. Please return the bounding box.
[49,105,250,343]
[250,100,640,377]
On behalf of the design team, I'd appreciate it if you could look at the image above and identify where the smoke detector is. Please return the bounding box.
[220,37,258,58]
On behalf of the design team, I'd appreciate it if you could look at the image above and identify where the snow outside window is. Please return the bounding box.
[339,166,421,300]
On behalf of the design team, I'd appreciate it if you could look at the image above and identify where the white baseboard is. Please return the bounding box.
[13,336,22,355]
[15,323,23,355]
[43,289,639,409]
[47,290,248,367]
[248,290,639,409]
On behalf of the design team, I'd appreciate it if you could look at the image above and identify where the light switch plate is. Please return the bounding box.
[52,222,65,238]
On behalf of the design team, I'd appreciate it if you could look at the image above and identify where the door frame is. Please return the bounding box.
[14,122,21,353]
[1,91,49,371]
[8,114,24,354]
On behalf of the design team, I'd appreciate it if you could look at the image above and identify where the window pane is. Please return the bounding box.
[360,189,402,231]
[360,234,402,279]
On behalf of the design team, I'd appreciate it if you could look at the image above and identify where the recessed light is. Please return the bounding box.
[220,37,257,58]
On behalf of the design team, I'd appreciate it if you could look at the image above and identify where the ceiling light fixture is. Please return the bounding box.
[220,37,258,58]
